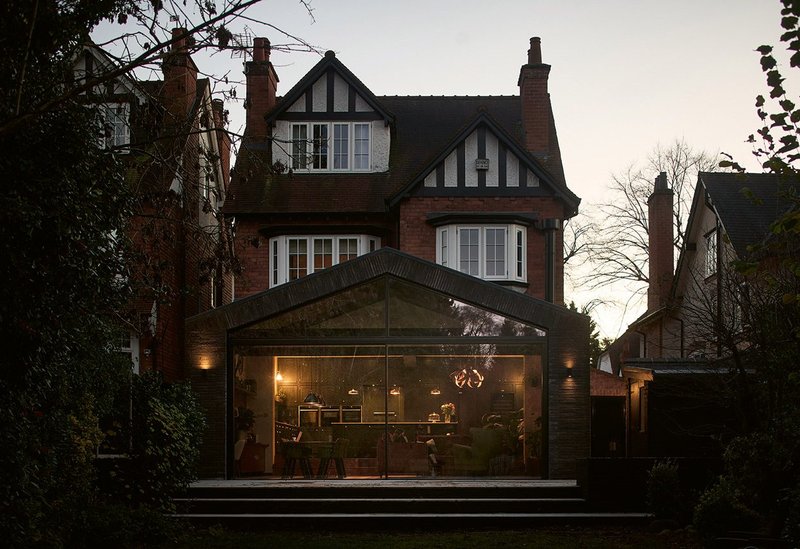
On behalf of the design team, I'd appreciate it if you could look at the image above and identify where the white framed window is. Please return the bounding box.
[289,122,371,172]
[312,124,328,169]
[288,238,308,280]
[333,123,349,170]
[313,237,334,271]
[291,124,308,169]
[437,224,527,283]
[705,229,717,278]
[354,123,370,170]
[269,234,381,287]
[99,103,130,151]
[440,229,448,267]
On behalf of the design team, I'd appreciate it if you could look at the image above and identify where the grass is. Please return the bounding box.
[168,526,703,549]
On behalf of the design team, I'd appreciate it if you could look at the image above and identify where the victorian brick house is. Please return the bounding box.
[75,29,233,383]
[600,172,796,457]
[186,36,589,480]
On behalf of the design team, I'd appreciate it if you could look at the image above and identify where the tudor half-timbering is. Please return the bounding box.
[228,37,579,301]
[189,37,588,481]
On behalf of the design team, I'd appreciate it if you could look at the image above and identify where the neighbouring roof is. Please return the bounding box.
[700,172,797,256]
[623,358,714,378]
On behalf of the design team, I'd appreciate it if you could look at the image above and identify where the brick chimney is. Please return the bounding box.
[244,37,279,139]
[211,98,231,191]
[647,172,674,311]
[162,28,198,124]
[518,37,551,156]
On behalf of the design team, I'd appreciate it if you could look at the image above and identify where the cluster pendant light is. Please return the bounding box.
[451,368,485,389]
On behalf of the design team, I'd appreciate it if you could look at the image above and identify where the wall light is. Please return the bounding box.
[430,387,441,395]
[567,367,573,379]
[348,388,359,395]
[389,386,401,396]
[275,371,283,382]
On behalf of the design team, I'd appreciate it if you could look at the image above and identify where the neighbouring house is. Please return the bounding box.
[186,37,590,480]
[599,171,797,457]
[73,29,233,385]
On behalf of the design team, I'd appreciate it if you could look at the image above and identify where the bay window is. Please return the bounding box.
[437,224,527,283]
[290,122,371,172]
[270,234,380,287]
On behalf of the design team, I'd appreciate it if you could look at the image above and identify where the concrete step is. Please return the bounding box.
[174,496,588,515]
[170,511,652,530]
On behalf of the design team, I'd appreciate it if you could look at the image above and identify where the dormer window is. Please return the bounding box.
[290,122,370,172]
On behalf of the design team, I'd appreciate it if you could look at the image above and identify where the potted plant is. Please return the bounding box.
[526,416,543,476]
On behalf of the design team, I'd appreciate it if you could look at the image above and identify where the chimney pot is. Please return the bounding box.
[655,171,669,191]
[253,37,270,62]
[171,27,187,51]
[528,37,542,65]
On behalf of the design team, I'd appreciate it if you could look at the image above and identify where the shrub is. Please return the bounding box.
[693,478,761,541]
[102,371,206,511]
[646,459,683,522]
[72,503,187,547]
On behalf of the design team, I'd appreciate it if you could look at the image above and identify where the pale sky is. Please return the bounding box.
[96,0,789,338]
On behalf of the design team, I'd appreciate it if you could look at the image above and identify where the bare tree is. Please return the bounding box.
[581,139,719,296]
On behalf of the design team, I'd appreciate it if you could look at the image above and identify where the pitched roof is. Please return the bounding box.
[700,172,797,255]
[225,95,576,215]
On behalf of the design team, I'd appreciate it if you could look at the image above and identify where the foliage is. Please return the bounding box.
[646,459,683,522]
[694,2,800,543]
[692,477,761,541]
[567,301,611,367]
[0,4,137,545]
[102,371,206,511]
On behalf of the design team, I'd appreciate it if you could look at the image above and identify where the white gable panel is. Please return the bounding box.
[355,94,371,112]
[287,95,305,112]
[372,121,390,171]
[444,150,458,187]
[506,150,519,187]
[333,74,348,112]
[424,171,437,188]
[464,131,478,188]
[312,76,326,112]
[271,121,291,166]
[486,131,499,187]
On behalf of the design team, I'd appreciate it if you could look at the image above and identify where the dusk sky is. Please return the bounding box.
[97,0,791,337]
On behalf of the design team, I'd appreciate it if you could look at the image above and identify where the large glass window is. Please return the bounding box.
[231,277,545,479]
